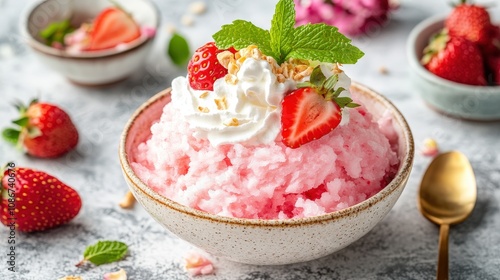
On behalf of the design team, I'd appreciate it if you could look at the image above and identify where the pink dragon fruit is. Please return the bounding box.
[294,0,398,36]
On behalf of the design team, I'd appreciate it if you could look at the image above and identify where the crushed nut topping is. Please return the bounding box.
[199,91,210,99]
[224,118,239,126]
[214,97,228,110]
[218,46,320,83]
[197,106,210,113]
[224,74,238,85]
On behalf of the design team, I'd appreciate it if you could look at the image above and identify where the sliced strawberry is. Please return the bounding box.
[187,42,237,90]
[86,7,140,51]
[282,88,341,148]
[0,166,82,232]
[281,66,358,148]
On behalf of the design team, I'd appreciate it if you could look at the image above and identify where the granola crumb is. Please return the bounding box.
[378,66,389,75]
[199,91,210,99]
[198,106,210,113]
[224,118,239,126]
[184,252,215,276]
[165,23,177,34]
[119,191,136,209]
[421,138,439,157]
[214,97,228,110]
[181,14,194,26]
[104,268,127,280]
[58,276,83,280]
[189,1,207,15]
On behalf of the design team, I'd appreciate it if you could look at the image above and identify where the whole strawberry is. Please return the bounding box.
[421,30,486,86]
[187,42,236,90]
[1,165,82,232]
[445,0,491,47]
[2,100,79,158]
[483,25,500,56]
[487,56,500,85]
[281,66,358,148]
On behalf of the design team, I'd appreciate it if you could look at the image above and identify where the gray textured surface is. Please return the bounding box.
[1,0,500,279]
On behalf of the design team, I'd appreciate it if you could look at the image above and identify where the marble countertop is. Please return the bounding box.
[1,0,500,279]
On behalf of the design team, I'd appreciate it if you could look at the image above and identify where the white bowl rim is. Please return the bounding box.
[119,83,415,227]
[407,14,500,92]
[20,0,161,59]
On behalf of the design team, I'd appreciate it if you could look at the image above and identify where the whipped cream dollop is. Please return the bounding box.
[171,56,353,146]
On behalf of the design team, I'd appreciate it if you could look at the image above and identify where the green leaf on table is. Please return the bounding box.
[77,240,128,267]
[168,32,191,66]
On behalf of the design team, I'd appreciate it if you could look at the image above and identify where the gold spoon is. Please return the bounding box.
[418,151,477,280]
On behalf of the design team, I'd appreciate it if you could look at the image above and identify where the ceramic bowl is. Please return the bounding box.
[119,83,414,265]
[21,0,160,86]
[407,15,500,121]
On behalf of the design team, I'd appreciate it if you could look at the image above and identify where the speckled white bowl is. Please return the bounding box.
[119,83,414,265]
[407,15,500,121]
[21,0,160,86]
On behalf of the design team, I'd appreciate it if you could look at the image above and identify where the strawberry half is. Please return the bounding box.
[86,7,141,51]
[187,42,236,91]
[281,66,358,149]
[1,166,82,232]
[2,100,79,158]
[421,30,486,86]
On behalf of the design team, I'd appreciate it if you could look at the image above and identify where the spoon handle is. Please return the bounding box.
[437,224,449,280]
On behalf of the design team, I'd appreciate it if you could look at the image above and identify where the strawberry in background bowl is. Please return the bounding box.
[22,0,159,86]
[407,0,500,120]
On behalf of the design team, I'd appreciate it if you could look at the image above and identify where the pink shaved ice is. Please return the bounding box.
[131,95,399,220]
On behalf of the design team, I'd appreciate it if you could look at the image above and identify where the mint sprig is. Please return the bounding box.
[76,241,128,267]
[39,19,75,47]
[213,20,273,56]
[213,0,364,65]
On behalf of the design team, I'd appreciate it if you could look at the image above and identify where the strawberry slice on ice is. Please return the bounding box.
[281,66,358,148]
[86,7,141,51]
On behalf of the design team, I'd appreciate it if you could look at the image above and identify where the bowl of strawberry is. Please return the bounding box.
[407,0,500,121]
[22,0,159,86]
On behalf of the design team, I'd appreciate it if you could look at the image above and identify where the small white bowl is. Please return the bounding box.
[407,15,500,121]
[22,0,160,86]
[119,83,414,265]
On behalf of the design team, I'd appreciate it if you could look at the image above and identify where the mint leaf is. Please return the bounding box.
[212,0,363,65]
[287,24,364,64]
[270,0,295,63]
[39,19,75,46]
[77,241,128,267]
[2,129,20,144]
[213,20,274,56]
[168,33,191,66]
